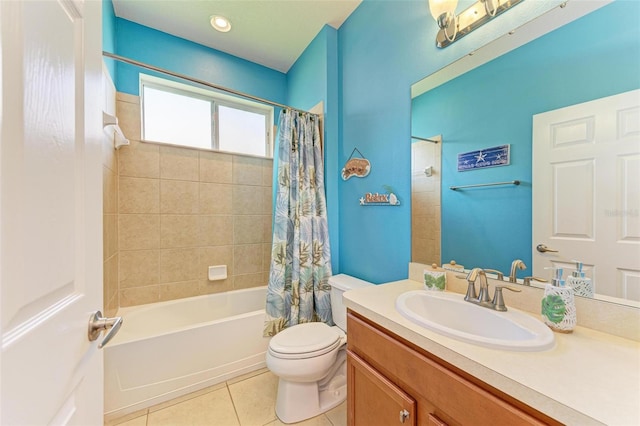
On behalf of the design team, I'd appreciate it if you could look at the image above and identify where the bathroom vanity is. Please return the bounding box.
[347,312,555,425]
[344,278,640,426]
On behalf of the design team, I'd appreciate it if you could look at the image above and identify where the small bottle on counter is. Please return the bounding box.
[566,260,594,298]
[541,267,577,333]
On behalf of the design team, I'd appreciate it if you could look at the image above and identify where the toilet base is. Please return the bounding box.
[274,354,347,424]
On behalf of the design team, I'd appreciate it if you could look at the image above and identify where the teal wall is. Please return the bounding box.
[102,0,117,79]
[336,0,639,283]
[336,0,562,283]
[337,0,427,283]
[102,0,638,285]
[286,26,340,273]
[113,18,287,104]
[412,1,640,278]
[102,0,286,104]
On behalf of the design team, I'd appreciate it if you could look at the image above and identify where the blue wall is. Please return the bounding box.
[101,1,286,104]
[286,26,340,273]
[113,18,287,104]
[102,0,117,79]
[411,1,640,278]
[102,0,638,285]
[337,0,427,283]
[336,0,637,283]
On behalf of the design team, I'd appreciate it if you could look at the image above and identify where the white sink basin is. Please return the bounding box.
[395,291,554,351]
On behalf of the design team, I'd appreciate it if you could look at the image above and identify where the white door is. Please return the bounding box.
[1,1,104,424]
[533,89,640,301]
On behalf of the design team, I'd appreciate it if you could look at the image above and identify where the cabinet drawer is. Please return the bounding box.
[347,311,554,426]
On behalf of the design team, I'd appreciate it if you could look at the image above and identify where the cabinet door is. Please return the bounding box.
[428,413,448,426]
[348,350,416,426]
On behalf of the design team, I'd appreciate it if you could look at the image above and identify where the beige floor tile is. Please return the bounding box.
[148,382,227,413]
[112,415,148,426]
[325,402,347,426]
[147,387,239,426]
[264,414,333,426]
[226,367,270,386]
[228,371,279,426]
[104,410,148,426]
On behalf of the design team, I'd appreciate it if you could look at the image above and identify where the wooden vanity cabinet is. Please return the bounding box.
[346,311,560,426]
[348,352,416,426]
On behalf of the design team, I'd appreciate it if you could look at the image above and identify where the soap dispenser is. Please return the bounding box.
[566,260,594,298]
[541,267,577,333]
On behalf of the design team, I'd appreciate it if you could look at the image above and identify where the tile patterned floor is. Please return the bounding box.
[105,369,347,426]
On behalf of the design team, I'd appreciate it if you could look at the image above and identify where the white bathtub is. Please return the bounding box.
[104,286,270,418]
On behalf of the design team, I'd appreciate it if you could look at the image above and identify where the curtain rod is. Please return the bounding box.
[450,180,520,191]
[102,51,318,116]
[411,135,439,144]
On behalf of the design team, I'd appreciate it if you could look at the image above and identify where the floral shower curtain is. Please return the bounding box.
[263,110,333,337]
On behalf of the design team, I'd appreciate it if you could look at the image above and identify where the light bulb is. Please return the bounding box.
[210,15,231,33]
[428,0,458,22]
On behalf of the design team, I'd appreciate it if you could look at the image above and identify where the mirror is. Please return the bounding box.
[411,1,640,305]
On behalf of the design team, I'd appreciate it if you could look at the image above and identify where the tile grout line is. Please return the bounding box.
[224,382,243,426]
[146,384,223,417]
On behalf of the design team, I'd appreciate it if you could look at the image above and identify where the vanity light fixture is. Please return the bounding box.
[210,15,231,33]
[429,0,524,48]
[428,0,459,43]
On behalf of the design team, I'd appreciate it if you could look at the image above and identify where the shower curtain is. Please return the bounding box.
[263,110,333,337]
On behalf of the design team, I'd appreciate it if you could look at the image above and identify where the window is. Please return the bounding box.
[140,74,273,157]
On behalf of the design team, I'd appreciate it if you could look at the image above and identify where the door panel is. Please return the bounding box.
[347,350,416,426]
[1,1,103,424]
[620,154,640,241]
[533,90,640,301]
[552,159,594,239]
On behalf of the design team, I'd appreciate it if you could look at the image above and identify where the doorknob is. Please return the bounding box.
[88,311,123,349]
[536,244,559,253]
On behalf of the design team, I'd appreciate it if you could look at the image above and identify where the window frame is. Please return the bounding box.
[139,73,274,158]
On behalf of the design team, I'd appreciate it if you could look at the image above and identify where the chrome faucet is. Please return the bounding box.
[464,268,491,306]
[465,267,521,311]
[509,259,527,283]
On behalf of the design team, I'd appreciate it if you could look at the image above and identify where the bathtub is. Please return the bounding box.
[104,286,270,418]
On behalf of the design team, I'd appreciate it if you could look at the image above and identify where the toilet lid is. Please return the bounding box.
[269,323,343,359]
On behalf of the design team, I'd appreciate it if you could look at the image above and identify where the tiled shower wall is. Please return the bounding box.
[411,139,441,266]
[114,93,273,307]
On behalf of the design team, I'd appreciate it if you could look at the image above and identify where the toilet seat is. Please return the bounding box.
[268,323,345,359]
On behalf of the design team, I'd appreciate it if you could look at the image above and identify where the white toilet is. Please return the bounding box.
[266,274,372,424]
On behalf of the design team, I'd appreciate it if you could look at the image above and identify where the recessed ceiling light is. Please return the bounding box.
[210,15,231,33]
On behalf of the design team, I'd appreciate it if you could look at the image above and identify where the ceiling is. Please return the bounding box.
[112,0,362,73]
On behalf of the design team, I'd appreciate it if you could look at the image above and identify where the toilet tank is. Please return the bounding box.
[329,274,373,331]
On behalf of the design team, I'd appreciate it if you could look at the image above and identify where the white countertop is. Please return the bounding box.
[343,279,640,426]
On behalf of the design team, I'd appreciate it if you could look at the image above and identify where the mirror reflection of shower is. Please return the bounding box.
[411,135,442,266]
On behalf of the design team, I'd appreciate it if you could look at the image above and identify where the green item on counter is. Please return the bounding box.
[424,273,446,291]
[541,294,566,324]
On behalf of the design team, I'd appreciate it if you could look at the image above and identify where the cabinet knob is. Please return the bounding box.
[400,409,410,423]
